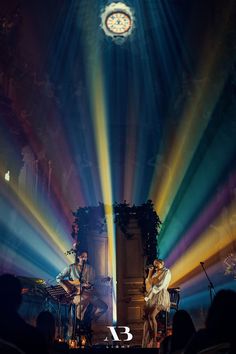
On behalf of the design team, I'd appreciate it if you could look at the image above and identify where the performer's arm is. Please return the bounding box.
[56,266,71,293]
[83,266,95,289]
[145,267,154,292]
[145,269,171,301]
[152,269,171,294]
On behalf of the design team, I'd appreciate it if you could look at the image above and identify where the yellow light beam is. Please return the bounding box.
[89,57,117,323]
[170,200,236,285]
[1,174,73,265]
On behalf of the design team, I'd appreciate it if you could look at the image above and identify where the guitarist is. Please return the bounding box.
[56,250,108,322]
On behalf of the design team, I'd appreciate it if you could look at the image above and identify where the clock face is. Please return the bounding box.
[106,11,132,35]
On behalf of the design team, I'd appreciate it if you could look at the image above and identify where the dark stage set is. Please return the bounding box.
[1,0,236,353]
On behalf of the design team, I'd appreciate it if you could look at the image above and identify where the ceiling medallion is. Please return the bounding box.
[101,2,135,44]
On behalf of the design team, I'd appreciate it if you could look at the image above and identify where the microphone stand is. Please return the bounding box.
[66,243,80,345]
[77,260,85,347]
[200,262,216,304]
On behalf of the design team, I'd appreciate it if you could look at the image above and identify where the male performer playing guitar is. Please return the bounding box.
[56,250,108,323]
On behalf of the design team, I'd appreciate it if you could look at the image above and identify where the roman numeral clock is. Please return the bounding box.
[101,2,135,44]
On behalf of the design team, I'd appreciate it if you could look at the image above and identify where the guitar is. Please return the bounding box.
[59,277,111,297]
[59,279,92,296]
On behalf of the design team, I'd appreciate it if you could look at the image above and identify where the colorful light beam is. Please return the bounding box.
[88,50,117,323]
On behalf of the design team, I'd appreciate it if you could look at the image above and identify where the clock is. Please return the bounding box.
[105,11,132,35]
[101,2,135,43]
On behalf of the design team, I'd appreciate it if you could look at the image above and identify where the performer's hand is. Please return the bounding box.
[83,281,92,289]
[144,290,154,302]
[148,266,154,272]
[59,281,71,294]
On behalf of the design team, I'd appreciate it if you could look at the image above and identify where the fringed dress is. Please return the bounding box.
[142,267,171,348]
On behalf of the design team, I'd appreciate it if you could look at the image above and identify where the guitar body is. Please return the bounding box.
[68,279,81,286]
[60,279,94,297]
[59,276,109,301]
[60,279,81,295]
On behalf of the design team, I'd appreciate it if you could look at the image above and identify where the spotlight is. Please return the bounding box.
[4,170,10,182]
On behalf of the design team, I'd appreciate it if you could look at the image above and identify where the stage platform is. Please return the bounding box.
[52,348,160,353]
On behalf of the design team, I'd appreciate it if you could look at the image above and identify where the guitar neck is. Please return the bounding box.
[67,279,81,286]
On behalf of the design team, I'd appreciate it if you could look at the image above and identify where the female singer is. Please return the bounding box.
[142,259,171,348]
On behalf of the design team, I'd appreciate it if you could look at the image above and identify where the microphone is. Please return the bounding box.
[145,264,155,270]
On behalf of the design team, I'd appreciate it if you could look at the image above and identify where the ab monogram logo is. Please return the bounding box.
[104,326,133,342]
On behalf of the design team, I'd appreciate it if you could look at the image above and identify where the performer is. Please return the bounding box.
[142,259,171,348]
[56,250,108,324]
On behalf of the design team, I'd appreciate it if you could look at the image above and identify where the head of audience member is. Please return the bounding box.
[0,274,22,313]
[205,289,236,341]
[36,311,55,346]
[171,309,196,351]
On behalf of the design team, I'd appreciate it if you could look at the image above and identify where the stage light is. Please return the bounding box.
[4,170,10,182]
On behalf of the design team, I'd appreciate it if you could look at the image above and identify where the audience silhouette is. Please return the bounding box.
[171,309,196,353]
[160,309,196,353]
[184,289,236,354]
[1,273,235,354]
[0,274,48,354]
[36,311,56,352]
